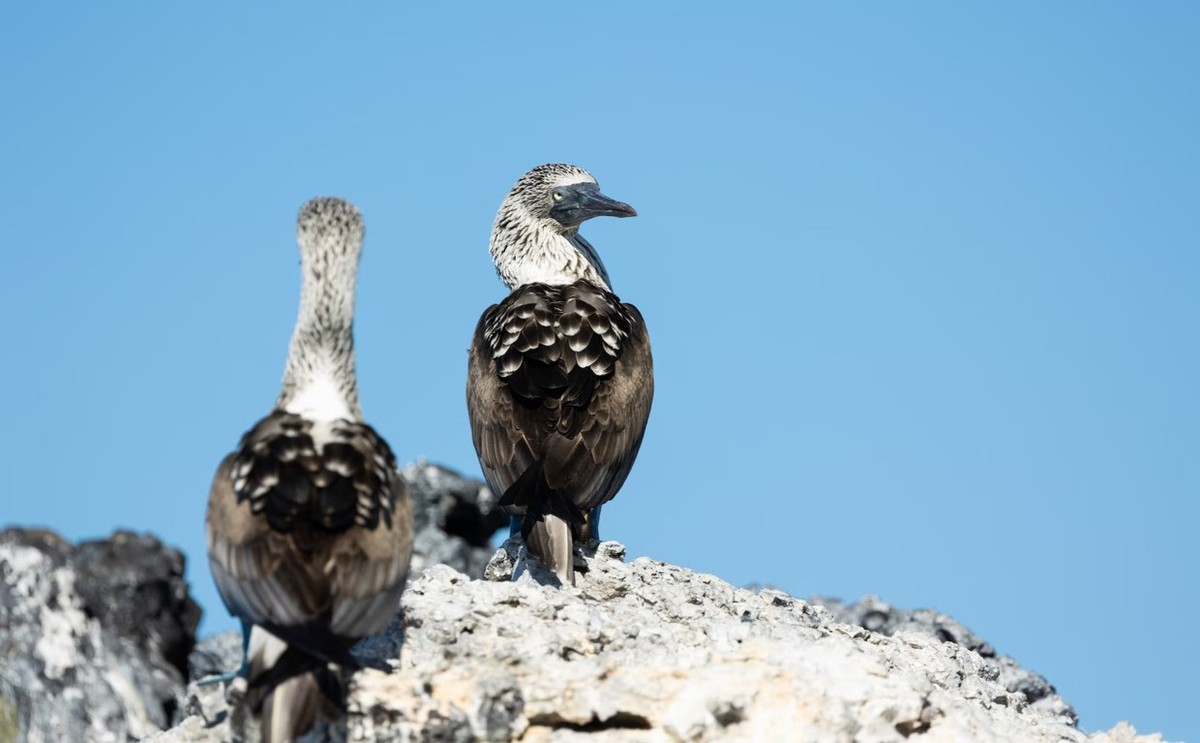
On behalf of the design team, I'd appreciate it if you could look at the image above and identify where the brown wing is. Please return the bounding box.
[205,411,413,642]
[467,301,543,503]
[548,302,653,513]
[466,281,653,517]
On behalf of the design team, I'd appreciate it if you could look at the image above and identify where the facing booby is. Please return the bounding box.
[467,163,653,586]
[206,197,413,742]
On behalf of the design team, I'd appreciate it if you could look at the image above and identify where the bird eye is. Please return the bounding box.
[552,191,565,202]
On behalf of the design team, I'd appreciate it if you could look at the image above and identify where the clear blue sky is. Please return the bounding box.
[1,3,1195,740]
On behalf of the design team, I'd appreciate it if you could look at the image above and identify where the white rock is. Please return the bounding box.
[157,546,1166,742]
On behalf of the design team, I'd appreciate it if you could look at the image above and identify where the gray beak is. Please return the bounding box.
[551,183,637,227]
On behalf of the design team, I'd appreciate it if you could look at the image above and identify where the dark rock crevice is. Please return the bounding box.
[528,711,653,731]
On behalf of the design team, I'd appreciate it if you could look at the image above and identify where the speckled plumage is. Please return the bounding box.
[206,197,413,743]
[469,164,652,586]
[278,197,364,421]
[490,163,616,290]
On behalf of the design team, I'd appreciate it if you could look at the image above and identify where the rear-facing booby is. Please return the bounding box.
[467,163,653,586]
[206,197,413,742]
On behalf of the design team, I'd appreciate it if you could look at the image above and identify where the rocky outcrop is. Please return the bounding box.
[0,462,501,743]
[163,542,1161,743]
[811,594,1076,724]
[402,460,509,579]
[1,464,1166,742]
[0,529,200,743]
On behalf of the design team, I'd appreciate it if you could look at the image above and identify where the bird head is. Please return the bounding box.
[507,163,637,233]
[296,197,365,262]
[490,164,636,291]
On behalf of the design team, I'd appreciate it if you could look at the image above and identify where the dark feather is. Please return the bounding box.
[231,414,399,533]
[206,410,414,739]
[467,279,653,579]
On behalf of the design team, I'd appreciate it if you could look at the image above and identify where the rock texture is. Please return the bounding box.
[0,529,200,743]
[162,542,1162,743]
[402,461,509,579]
[0,462,502,743]
[812,594,1077,724]
[1,464,1167,742]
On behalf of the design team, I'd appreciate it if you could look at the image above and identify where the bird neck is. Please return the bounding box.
[490,217,612,291]
[278,252,362,422]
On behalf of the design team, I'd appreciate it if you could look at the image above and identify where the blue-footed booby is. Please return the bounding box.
[206,197,413,742]
[467,163,653,586]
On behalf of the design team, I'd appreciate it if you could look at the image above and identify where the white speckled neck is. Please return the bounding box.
[278,198,364,422]
[489,167,613,291]
[490,215,610,291]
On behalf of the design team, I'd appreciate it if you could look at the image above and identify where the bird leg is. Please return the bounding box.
[584,506,603,545]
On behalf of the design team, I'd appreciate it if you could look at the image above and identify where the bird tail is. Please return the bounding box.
[260,672,320,743]
[247,626,342,743]
[527,510,575,586]
[499,462,585,586]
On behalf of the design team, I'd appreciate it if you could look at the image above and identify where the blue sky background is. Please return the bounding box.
[1,3,1195,740]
